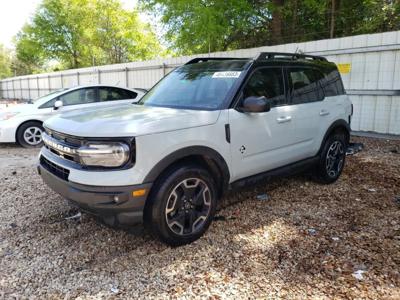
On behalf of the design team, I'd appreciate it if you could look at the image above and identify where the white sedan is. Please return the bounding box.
[0,85,145,147]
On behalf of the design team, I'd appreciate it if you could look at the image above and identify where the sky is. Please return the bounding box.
[0,0,139,49]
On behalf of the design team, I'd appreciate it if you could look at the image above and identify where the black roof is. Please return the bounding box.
[184,52,335,72]
[186,52,328,65]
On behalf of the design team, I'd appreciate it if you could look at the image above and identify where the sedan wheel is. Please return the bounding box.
[23,126,43,146]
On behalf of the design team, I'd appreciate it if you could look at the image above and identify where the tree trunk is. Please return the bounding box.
[291,0,298,42]
[271,0,285,44]
[330,0,336,38]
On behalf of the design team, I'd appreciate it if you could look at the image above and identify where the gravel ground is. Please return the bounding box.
[0,137,399,299]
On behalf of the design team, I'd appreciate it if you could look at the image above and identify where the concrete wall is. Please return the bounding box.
[1,31,399,134]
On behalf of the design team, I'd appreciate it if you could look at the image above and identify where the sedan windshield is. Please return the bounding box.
[139,60,250,110]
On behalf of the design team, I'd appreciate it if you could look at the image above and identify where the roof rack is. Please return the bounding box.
[185,57,249,65]
[255,52,327,62]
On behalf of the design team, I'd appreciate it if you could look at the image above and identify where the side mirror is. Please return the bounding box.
[54,100,63,110]
[240,96,271,113]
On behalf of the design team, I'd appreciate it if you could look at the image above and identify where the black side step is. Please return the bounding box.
[229,156,319,190]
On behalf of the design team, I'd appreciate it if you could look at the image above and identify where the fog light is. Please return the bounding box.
[113,195,120,203]
[132,189,146,197]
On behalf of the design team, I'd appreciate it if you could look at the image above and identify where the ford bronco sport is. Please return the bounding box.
[38,52,352,246]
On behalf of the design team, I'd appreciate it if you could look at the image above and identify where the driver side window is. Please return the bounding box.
[243,68,286,107]
[59,88,97,106]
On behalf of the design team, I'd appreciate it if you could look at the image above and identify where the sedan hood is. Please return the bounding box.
[0,103,35,114]
[44,104,221,137]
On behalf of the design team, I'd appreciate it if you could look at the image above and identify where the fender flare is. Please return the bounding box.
[143,146,230,188]
[319,119,350,153]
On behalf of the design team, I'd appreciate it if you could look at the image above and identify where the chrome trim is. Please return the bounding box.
[42,132,78,156]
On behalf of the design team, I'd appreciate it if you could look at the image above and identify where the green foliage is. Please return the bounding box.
[90,0,163,64]
[141,0,400,54]
[13,24,45,75]
[140,0,267,54]
[0,44,12,79]
[9,0,400,76]
[14,0,163,75]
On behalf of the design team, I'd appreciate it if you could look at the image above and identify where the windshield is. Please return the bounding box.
[139,60,249,110]
[31,88,69,104]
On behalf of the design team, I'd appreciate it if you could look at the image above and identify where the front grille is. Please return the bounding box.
[40,155,70,181]
[43,129,81,163]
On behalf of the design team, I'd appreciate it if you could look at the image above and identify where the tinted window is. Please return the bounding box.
[321,68,345,97]
[243,68,286,107]
[288,68,325,104]
[59,88,97,106]
[99,87,137,102]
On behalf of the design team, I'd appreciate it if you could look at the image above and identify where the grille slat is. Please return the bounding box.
[40,156,70,181]
[43,130,81,163]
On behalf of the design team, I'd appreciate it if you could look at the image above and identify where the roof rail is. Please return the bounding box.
[255,52,327,62]
[185,57,249,65]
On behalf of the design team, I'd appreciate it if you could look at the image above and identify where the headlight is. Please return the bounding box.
[0,112,20,120]
[77,142,130,167]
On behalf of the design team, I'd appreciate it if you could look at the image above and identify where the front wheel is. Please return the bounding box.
[314,133,346,184]
[16,121,44,148]
[145,164,217,246]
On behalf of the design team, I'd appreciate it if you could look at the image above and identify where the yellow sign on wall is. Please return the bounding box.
[337,63,351,74]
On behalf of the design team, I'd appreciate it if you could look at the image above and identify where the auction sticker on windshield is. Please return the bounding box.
[212,71,241,78]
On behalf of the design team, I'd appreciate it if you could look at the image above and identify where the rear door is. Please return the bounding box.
[285,66,326,157]
[96,87,139,107]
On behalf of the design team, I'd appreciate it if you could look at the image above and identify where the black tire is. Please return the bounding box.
[16,121,44,148]
[144,164,218,246]
[314,132,347,184]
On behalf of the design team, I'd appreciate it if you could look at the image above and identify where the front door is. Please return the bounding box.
[229,67,296,181]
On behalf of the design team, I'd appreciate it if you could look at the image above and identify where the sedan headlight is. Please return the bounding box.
[77,142,130,167]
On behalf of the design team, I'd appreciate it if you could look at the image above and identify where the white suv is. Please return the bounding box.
[38,53,352,245]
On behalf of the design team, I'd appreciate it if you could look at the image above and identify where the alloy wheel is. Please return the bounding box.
[325,141,345,178]
[165,178,212,236]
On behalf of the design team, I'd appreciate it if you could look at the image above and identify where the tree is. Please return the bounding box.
[270,0,285,44]
[90,0,163,64]
[14,0,163,74]
[140,0,267,54]
[0,44,12,79]
[13,24,46,75]
[141,0,400,54]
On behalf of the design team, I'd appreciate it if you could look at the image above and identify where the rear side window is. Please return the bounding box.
[288,67,324,104]
[243,68,286,107]
[321,68,345,97]
[99,87,137,102]
[59,88,97,106]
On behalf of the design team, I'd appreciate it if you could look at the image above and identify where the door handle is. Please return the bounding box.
[277,116,292,123]
[320,110,330,116]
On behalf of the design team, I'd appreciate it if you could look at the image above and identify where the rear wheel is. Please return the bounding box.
[16,121,44,148]
[145,164,217,246]
[314,133,346,184]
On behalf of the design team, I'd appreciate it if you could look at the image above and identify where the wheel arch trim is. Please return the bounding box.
[319,119,350,153]
[143,146,231,189]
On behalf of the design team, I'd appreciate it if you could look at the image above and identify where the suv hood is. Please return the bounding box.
[44,104,221,137]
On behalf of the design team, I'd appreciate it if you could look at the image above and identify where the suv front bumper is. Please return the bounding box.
[38,158,152,226]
